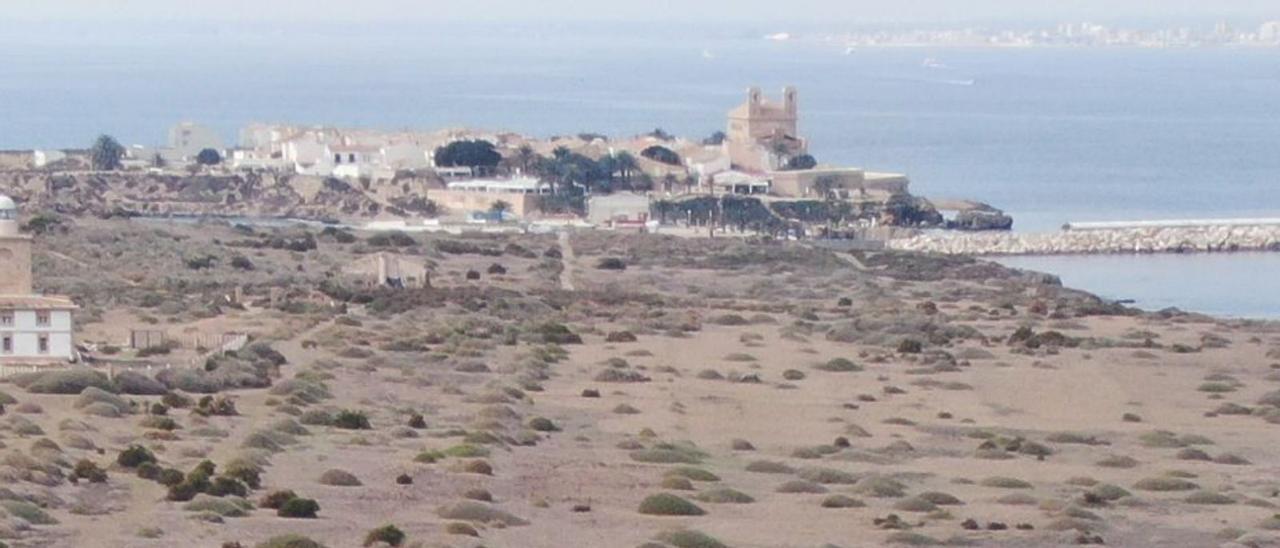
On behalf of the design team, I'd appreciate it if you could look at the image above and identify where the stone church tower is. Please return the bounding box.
[725,86,808,173]
[0,195,33,295]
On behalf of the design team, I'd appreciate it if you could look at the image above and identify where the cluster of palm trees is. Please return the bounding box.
[513,145,698,197]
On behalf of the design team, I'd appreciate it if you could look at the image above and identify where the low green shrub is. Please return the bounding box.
[638,493,705,516]
[363,524,406,547]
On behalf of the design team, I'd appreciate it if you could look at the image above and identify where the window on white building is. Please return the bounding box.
[1,336,11,354]
[0,312,11,326]
[37,335,48,354]
[36,312,50,327]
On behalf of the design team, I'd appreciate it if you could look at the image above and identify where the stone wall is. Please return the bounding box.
[888,225,1280,256]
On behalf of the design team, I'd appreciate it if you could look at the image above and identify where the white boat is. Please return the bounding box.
[922,57,947,69]
[765,32,791,42]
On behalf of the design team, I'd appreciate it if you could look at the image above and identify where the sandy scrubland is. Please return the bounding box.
[2,219,1279,548]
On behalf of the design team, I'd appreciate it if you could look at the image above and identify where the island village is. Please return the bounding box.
[1,87,1280,548]
[2,87,1013,238]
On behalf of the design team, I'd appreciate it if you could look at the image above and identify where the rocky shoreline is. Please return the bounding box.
[888,224,1280,255]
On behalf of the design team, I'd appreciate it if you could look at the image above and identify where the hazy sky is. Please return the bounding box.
[4,0,1277,25]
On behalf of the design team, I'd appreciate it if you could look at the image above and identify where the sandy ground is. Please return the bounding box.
[2,226,1279,548]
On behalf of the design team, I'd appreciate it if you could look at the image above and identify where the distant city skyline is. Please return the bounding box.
[2,0,1277,25]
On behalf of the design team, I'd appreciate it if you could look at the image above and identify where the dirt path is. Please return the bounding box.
[557,231,576,291]
[44,250,141,287]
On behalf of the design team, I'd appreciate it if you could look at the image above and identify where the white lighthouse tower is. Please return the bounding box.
[0,195,78,364]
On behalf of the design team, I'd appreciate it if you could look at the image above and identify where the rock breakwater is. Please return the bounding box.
[888,224,1280,256]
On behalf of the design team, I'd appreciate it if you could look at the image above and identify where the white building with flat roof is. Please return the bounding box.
[0,195,77,365]
[431,177,551,217]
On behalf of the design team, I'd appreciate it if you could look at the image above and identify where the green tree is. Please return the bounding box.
[90,135,125,171]
[640,145,681,166]
[515,144,537,172]
[195,148,222,166]
[434,140,501,171]
[784,154,817,171]
[702,131,727,146]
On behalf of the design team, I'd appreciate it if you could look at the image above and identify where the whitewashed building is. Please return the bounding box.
[168,122,225,159]
[0,195,77,364]
[32,150,67,168]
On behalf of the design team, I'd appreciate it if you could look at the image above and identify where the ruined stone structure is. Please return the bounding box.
[341,252,431,289]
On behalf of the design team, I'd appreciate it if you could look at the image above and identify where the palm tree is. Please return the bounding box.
[661,174,678,193]
[613,152,638,185]
[515,144,536,172]
[769,140,792,167]
[683,174,699,195]
[812,175,840,200]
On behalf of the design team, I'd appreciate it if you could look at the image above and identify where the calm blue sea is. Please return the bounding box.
[1,23,1278,317]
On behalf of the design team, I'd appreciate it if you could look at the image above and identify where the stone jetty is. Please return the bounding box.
[888,222,1280,256]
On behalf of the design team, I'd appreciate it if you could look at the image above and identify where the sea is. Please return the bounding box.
[1,22,1278,318]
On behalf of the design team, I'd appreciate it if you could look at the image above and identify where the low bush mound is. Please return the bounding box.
[1133,477,1198,492]
[821,494,866,508]
[0,500,59,524]
[776,480,827,494]
[798,467,858,485]
[445,522,479,536]
[255,534,326,548]
[980,476,1032,489]
[72,459,108,483]
[638,493,705,516]
[854,476,907,498]
[332,410,371,430]
[694,487,754,504]
[183,494,251,518]
[654,529,727,548]
[363,524,406,547]
[278,497,321,519]
[815,358,862,372]
[436,501,529,526]
[318,469,362,486]
[665,467,719,482]
[893,496,939,513]
[15,369,114,394]
[117,445,157,468]
[630,444,705,464]
[260,490,299,509]
[1185,490,1235,505]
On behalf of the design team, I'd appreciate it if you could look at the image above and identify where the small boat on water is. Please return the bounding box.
[922,57,947,69]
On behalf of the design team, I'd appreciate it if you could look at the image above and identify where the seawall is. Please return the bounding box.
[887,223,1280,256]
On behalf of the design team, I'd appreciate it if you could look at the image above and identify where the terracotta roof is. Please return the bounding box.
[0,295,78,310]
